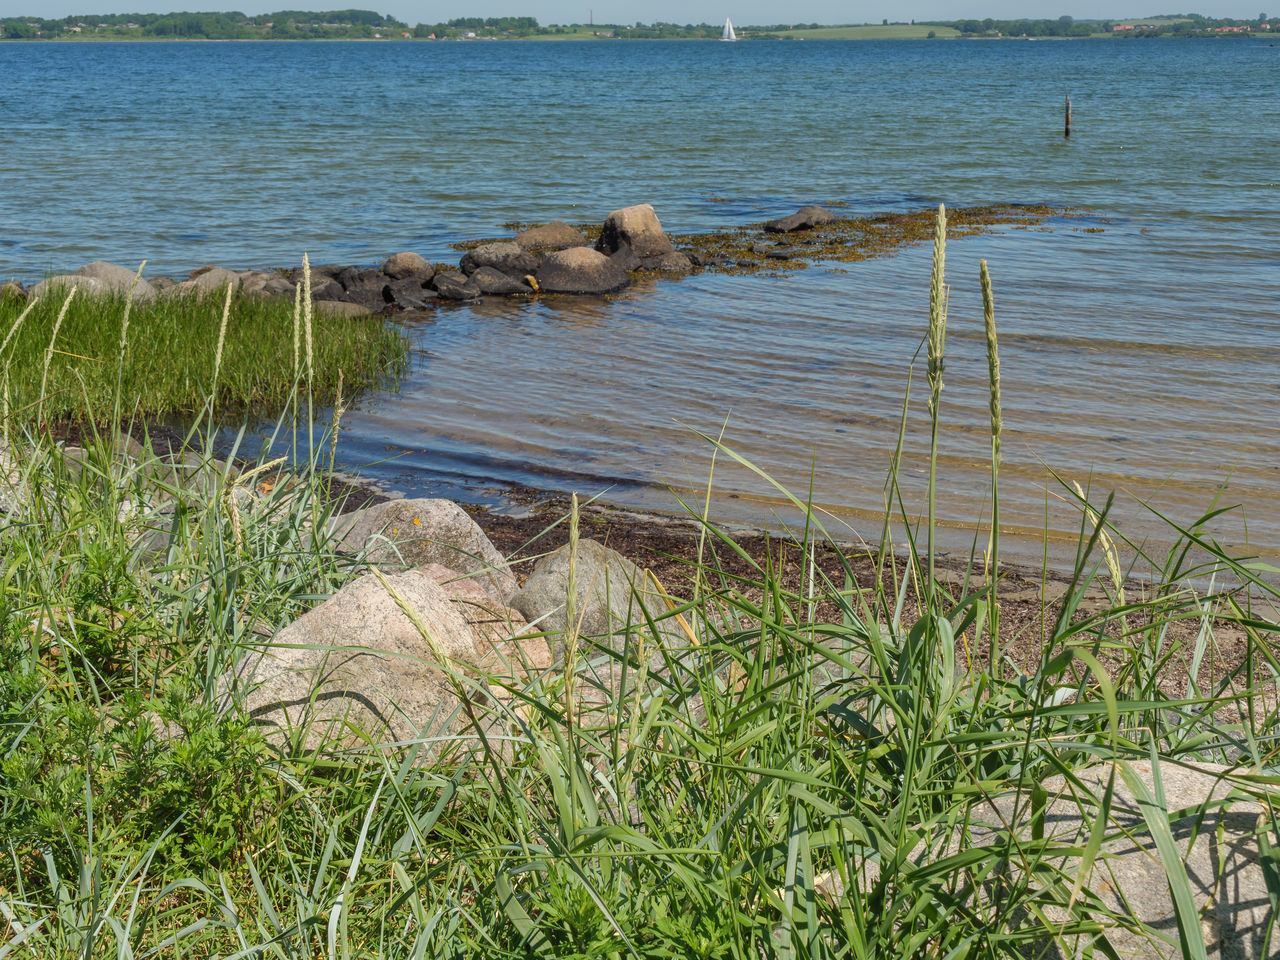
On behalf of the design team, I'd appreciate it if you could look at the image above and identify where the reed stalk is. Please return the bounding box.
[980,259,1002,671]
[925,203,948,595]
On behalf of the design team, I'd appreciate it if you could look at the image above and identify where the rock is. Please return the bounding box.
[432,272,482,301]
[419,563,552,676]
[515,221,588,251]
[312,300,371,318]
[383,277,432,305]
[608,245,643,273]
[74,261,157,302]
[535,247,630,295]
[382,252,435,282]
[289,263,344,283]
[150,276,176,290]
[31,274,109,300]
[459,241,539,278]
[641,251,694,274]
[345,287,397,312]
[160,267,241,300]
[188,266,242,293]
[223,569,485,753]
[238,271,294,299]
[337,266,386,293]
[469,266,532,295]
[333,498,517,602]
[0,281,27,300]
[969,760,1274,960]
[596,203,675,259]
[508,539,691,662]
[764,204,837,233]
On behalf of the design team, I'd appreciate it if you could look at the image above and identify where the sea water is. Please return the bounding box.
[2,39,1278,566]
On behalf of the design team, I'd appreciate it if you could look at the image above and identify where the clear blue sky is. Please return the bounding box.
[1,0,1269,25]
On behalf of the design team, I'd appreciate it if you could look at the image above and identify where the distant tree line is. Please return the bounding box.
[1,9,407,39]
[920,12,1274,37]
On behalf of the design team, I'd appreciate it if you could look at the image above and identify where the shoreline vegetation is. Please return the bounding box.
[1,210,1276,957]
[2,10,1275,41]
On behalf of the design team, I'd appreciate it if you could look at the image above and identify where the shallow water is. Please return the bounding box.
[3,39,1278,568]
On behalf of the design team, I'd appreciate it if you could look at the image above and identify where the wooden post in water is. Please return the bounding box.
[1064,94,1072,138]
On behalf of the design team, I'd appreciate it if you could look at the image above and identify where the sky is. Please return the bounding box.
[0,0,1268,26]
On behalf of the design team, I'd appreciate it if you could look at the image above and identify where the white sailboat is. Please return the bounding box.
[720,17,737,41]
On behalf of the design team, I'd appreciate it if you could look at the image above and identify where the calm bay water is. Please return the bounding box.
[3,39,1279,567]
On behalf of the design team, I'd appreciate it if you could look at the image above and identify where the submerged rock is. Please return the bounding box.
[764,204,836,233]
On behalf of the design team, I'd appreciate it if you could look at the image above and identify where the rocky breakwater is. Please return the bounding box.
[0,202,698,316]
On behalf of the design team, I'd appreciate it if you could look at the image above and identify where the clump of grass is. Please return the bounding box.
[0,285,406,424]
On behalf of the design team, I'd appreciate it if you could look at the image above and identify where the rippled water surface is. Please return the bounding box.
[3,39,1278,565]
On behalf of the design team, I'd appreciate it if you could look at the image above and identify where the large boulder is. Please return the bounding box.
[419,563,552,678]
[74,261,157,302]
[31,274,109,300]
[239,271,294,299]
[535,247,629,295]
[333,498,517,602]
[224,569,485,753]
[764,205,837,233]
[596,203,675,259]
[470,266,532,295]
[432,272,482,301]
[382,252,435,282]
[515,221,588,251]
[971,761,1273,960]
[459,241,539,278]
[509,539,692,663]
[160,266,242,300]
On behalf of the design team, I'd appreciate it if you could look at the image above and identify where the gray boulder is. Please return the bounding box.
[764,204,837,233]
[225,569,485,753]
[337,266,387,293]
[459,241,539,278]
[31,274,109,301]
[239,271,295,299]
[469,266,532,295]
[160,266,242,300]
[382,252,435,282]
[333,497,517,602]
[596,203,675,258]
[432,272,482,301]
[515,221,588,251]
[419,563,552,678]
[976,761,1275,960]
[383,276,432,305]
[0,281,26,300]
[609,245,643,273]
[535,247,629,295]
[642,251,695,274]
[74,261,157,302]
[509,539,692,663]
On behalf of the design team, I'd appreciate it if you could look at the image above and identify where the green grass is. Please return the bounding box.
[0,230,1277,958]
[0,282,407,424]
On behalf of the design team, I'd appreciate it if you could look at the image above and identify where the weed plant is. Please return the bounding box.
[1,232,1277,959]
